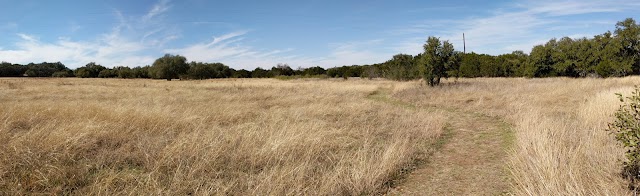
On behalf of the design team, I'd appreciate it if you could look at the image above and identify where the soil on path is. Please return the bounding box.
[370,86,513,195]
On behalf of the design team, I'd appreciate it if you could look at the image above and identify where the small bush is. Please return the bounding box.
[608,86,640,188]
[274,74,328,80]
[52,70,73,77]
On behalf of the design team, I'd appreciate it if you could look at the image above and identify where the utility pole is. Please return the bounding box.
[463,33,466,54]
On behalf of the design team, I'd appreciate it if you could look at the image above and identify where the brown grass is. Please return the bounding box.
[2,76,637,195]
[0,78,445,195]
[393,77,639,195]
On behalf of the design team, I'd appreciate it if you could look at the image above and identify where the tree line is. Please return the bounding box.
[1,18,638,84]
[340,18,640,85]
[0,55,328,80]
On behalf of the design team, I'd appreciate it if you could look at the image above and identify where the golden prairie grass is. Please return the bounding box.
[2,76,638,195]
[0,78,445,195]
[393,77,640,195]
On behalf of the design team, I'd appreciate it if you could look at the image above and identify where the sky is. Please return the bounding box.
[0,0,639,69]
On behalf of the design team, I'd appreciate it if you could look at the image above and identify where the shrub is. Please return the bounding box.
[52,70,73,77]
[149,54,189,81]
[608,86,640,188]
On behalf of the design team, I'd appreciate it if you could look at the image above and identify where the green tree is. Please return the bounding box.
[25,62,69,77]
[477,54,498,77]
[132,66,151,78]
[302,66,326,76]
[74,68,91,78]
[421,37,454,86]
[251,67,271,78]
[114,66,134,78]
[445,51,462,79]
[552,37,579,77]
[185,62,231,79]
[232,69,252,78]
[75,62,106,78]
[460,53,480,77]
[574,38,597,76]
[614,18,640,74]
[594,32,632,77]
[98,69,117,78]
[526,42,555,77]
[149,54,189,80]
[0,62,27,77]
[384,54,416,80]
[496,51,527,77]
[270,63,295,76]
[421,37,442,86]
[361,64,381,79]
[52,70,73,77]
[187,62,215,79]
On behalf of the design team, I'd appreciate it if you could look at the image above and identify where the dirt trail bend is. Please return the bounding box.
[372,86,513,195]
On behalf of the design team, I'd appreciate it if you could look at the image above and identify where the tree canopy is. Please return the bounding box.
[149,54,189,81]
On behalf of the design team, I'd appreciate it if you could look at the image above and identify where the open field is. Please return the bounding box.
[0,77,639,195]
[0,78,445,195]
[393,77,638,195]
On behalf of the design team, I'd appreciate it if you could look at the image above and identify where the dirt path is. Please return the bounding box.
[370,86,513,195]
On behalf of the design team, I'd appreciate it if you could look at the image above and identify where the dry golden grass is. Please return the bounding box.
[2,76,638,195]
[0,78,445,195]
[393,77,640,195]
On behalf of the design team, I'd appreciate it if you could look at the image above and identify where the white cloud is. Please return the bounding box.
[165,31,251,62]
[17,33,38,42]
[143,0,171,22]
[209,31,248,46]
[0,33,155,67]
[316,39,390,66]
[0,0,178,68]
[69,22,82,33]
[2,0,394,69]
[165,31,313,69]
[394,0,640,55]
[4,0,636,69]
[502,39,549,53]
[166,32,392,69]
[523,1,628,16]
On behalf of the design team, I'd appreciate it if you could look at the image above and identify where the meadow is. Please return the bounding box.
[394,77,637,195]
[0,78,445,195]
[0,77,637,195]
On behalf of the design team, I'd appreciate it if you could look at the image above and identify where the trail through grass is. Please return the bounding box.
[369,85,514,195]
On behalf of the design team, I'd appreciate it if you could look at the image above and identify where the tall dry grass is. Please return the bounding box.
[0,78,444,195]
[3,76,637,195]
[393,77,639,195]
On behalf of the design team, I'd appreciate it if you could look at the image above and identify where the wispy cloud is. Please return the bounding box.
[166,33,392,69]
[165,31,317,69]
[0,0,410,69]
[4,0,636,69]
[0,0,182,68]
[208,31,248,46]
[165,31,250,62]
[0,32,154,67]
[316,39,390,66]
[17,33,38,42]
[394,0,640,55]
[69,22,82,33]
[143,0,171,22]
[523,0,629,16]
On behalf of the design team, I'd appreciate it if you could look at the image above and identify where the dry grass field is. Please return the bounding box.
[393,77,639,195]
[0,78,445,195]
[1,76,639,195]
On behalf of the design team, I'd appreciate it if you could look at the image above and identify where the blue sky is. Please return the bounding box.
[0,0,639,69]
